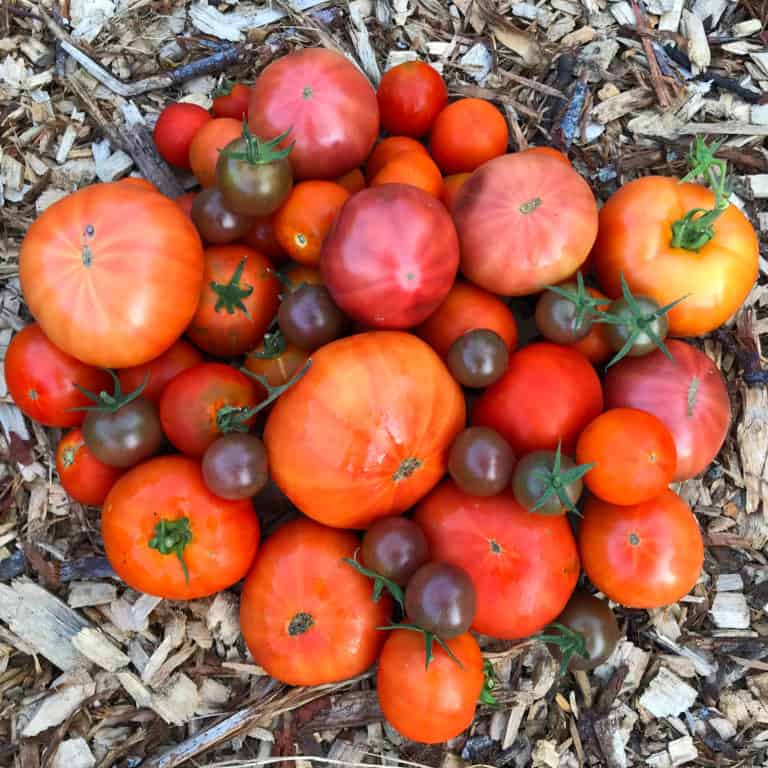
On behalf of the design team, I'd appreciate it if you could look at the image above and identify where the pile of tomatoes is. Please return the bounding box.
[6,47,760,745]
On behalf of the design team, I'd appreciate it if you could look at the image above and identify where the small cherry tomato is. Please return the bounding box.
[188,117,241,187]
[535,275,607,345]
[446,329,509,388]
[361,517,429,585]
[371,150,443,198]
[56,428,125,506]
[212,81,250,120]
[244,332,310,395]
[191,187,253,244]
[241,214,287,264]
[448,426,514,497]
[153,103,212,170]
[277,284,348,351]
[365,136,428,182]
[202,433,269,500]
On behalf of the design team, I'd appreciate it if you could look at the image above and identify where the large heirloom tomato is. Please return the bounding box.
[19,183,204,368]
[592,176,759,337]
[321,185,459,329]
[102,456,260,600]
[579,490,704,609]
[453,152,598,295]
[472,342,603,456]
[248,48,379,180]
[414,480,580,638]
[240,518,390,686]
[603,340,730,480]
[264,332,465,529]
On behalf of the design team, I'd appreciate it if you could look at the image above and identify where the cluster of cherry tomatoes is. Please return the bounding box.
[7,46,760,745]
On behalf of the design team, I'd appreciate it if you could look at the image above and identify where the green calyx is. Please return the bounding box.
[343,554,405,611]
[536,621,588,677]
[545,271,611,329]
[149,517,193,583]
[221,121,294,166]
[72,369,148,414]
[670,137,731,252]
[213,78,235,98]
[377,623,464,671]
[479,659,499,706]
[529,441,593,515]
[249,329,287,360]
[212,257,253,316]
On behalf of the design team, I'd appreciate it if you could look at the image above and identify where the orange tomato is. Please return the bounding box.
[119,177,157,192]
[371,151,443,198]
[273,181,350,265]
[524,146,570,164]
[441,172,471,211]
[188,117,241,187]
[335,168,366,194]
[429,98,509,174]
[175,191,196,220]
[284,263,322,291]
[568,287,613,365]
[365,136,428,182]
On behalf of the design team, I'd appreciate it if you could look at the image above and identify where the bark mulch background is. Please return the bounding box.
[1,1,768,767]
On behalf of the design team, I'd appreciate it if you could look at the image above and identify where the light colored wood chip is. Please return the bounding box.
[19,38,50,67]
[682,10,711,72]
[459,42,493,84]
[348,1,381,85]
[708,716,737,740]
[197,678,231,714]
[732,19,763,36]
[591,87,654,123]
[141,614,186,685]
[489,17,542,66]
[0,153,24,192]
[659,0,684,32]
[745,175,768,198]
[71,628,130,672]
[68,581,117,609]
[151,672,200,725]
[21,672,96,736]
[118,671,152,708]
[561,26,597,46]
[189,2,243,42]
[716,573,745,592]
[328,740,368,765]
[504,700,533,749]
[207,591,240,645]
[668,735,698,766]
[692,0,728,26]
[531,739,559,768]
[50,738,95,768]
[751,104,768,125]
[546,17,577,42]
[639,667,698,717]
[610,1,636,25]
[595,639,651,694]
[36,187,69,213]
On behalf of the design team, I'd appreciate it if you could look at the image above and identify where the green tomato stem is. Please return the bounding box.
[149,517,193,583]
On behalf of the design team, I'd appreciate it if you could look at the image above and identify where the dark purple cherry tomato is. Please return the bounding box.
[202,433,269,500]
[361,517,429,586]
[604,295,669,359]
[535,283,592,344]
[448,426,514,496]
[191,187,253,244]
[277,284,348,351]
[446,329,509,388]
[512,448,590,516]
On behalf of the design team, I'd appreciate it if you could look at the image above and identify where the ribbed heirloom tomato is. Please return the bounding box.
[56,428,125,506]
[19,183,204,368]
[264,332,465,528]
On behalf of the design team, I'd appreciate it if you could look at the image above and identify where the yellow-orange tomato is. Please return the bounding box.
[335,168,366,194]
[188,117,241,187]
[371,151,443,198]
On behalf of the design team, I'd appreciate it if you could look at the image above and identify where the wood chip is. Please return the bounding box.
[716,573,744,591]
[591,87,654,123]
[639,667,698,717]
[21,671,96,736]
[151,672,200,725]
[658,0,685,32]
[711,592,751,629]
[71,627,130,672]
[50,738,96,768]
[348,1,380,85]
[67,581,117,609]
[595,640,651,694]
[207,591,240,645]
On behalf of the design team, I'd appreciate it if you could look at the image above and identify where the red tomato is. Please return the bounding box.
[568,287,613,365]
[4,323,111,427]
[249,48,379,180]
[153,103,211,169]
[365,136,428,182]
[453,152,598,296]
[371,151,443,198]
[377,61,448,138]
[212,82,250,119]
[186,245,280,357]
[56,428,125,505]
[472,342,603,456]
[321,185,459,329]
[415,280,518,358]
[414,480,579,638]
[159,363,261,456]
[576,408,677,505]
[102,455,260,599]
[524,146,570,164]
[441,172,471,212]
[240,518,390,685]
[579,489,704,608]
[592,176,759,337]
[241,214,287,264]
[429,98,509,174]
[335,168,366,195]
[117,340,202,404]
[377,628,484,743]
[602,340,730,480]
[188,117,242,187]
[19,183,204,368]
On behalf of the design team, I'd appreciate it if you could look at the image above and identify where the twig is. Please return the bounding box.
[450,83,539,119]
[541,53,577,133]
[631,0,671,109]
[550,77,587,152]
[496,68,567,100]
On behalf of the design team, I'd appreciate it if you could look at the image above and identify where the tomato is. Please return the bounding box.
[119,178,156,192]
[241,214,287,264]
[592,176,759,337]
[416,280,517,358]
[377,61,448,138]
[321,185,459,328]
[414,480,579,638]
[191,188,253,244]
[19,183,204,368]
[212,82,250,119]
[203,433,268,500]
[448,426,514,496]
[175,191,196,220]
[153,103,211,169]
[335,168,365,194]
[524,146,570,164]
[576,408,677,505]
[277,284,348,351]
[453,152,598,296]
[249,48,379,180]
[284,263,322,290]
[377,628,484,744]
[264,332,465,528]
[159,363,261,457]
[188,117,242,187]
[370,151,443,198]
[102,455,259,599]
[186,245,279,357]
[4,323,112,427]
[446,329,509,388]
[429,98,509,174]
[472,342,603,456]
[568,287,613,365]
[56,428,125,506]
[118,339,203,404]
[273,181,350,265]
[441,172,470,212]
[579,489,704,608]
[240,518,390,685]
[365,136,428,182]
[602,339,730,480]
[244,333,309,394]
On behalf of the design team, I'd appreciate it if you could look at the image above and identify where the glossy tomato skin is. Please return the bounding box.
[603,340,730,480]
[365,136,428,182]
[244,336,309,393]
[186,245,280,357]
[371,151,443,198]
[335,168,365,195]
[102,455,260,599]
[416,280,518,358]
[56,428,125,506]
[4,323,112,427]
[249,48,379,180]
[579,490,704,609]
[321,185,459,329]
[242,214,287,264]
[159,363,261,457]
[593,176,759,337]
[377,61,448,137]
[153,103,211,169]
[118,339,203,403]
[377,628,484,744]
[240,518,391,685]
[212,82,250,119]
[553,591,620,672]
[414,480,580,638]
[568,287,613,365]
[191,188,253,244]
[472,342,603,456]
[264,332,465,529]
[361,517,429,585]
[441,173,471,212]
[188,117,242,188]
[454,153,598,296]
[20,183,204,368]
[446,329,509,388]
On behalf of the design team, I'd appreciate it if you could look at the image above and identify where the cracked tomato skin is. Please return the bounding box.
[592,176,759,337]
[414,480,580,639]
[264,332,465,529]
[56,428,125,506]
[240,518,391,686]
[102,455,260,600]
